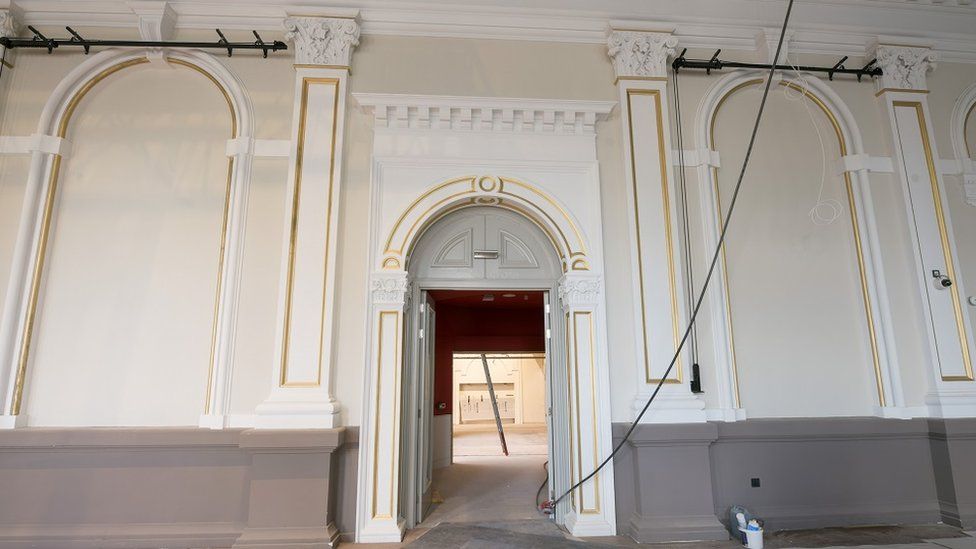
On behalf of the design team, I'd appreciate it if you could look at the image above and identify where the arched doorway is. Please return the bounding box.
[400,206,567,531]
[357,175,617,543]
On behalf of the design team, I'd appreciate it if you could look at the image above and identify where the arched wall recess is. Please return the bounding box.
[693,70,904,419]
[0,48,255,428]
[949,82,976,207]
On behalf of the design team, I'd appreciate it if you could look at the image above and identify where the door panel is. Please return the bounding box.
[417,292,436,522]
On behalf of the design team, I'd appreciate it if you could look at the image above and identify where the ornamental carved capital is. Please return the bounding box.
[607,30,677,79]
[873,44,937,91]
[370,272,410,307]
[964,173,976,207]
[558,274,602,311]
[0,9,21,39]
[283,16,360,66]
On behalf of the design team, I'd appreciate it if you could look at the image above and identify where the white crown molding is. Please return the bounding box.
[10,0,976,63]
[353,93,615,135]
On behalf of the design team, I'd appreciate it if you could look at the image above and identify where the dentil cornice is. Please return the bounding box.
[872,44,938,91]
[607,30,677,79]
[283,16,360,66]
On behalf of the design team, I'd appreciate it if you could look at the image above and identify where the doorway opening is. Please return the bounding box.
[420,290,551,528]
[398,206,570,535]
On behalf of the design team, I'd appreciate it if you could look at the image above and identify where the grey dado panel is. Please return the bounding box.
[0,427,353,549]
[710,418,941,530]
[613,418,976,544]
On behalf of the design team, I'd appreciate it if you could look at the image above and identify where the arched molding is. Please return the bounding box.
[949,82,976,206]
[379,175,592,273]
[0,48,255,429]
[694,70,904,419]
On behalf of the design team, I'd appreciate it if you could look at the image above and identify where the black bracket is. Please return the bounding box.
[0,27,288,58]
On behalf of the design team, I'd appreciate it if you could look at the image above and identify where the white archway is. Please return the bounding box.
[358,175,616,542]
[693,70,904,418]
[0,48,255,428]
[949,82,976,207]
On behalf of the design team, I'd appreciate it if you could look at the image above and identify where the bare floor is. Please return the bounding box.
[342,425,976,548]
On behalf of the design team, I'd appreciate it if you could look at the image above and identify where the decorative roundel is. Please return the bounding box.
[477,175,499,192]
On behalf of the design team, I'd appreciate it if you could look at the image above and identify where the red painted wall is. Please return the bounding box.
[432,304,544,415]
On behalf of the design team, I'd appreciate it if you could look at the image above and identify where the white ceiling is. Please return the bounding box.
[8,0,976,61]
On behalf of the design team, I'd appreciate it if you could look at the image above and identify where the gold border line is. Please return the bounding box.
[12,57,238,415]
[278,77,341,388]
[894,101,974,381]
[710,79,887,406]
[626,88,682,385]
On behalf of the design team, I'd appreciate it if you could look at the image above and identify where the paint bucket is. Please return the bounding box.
[740,527,763,549]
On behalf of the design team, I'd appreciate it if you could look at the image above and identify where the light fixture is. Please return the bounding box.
[482,294,495,302]
[502,293,516,298]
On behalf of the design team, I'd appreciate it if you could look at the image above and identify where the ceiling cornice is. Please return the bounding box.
[9,0,976,62]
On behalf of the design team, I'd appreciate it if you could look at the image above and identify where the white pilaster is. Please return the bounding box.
[608,29,706,423]
[558,273,617,537]
[872,41,976,417]
[255,16,359,429]
[357,271,410,543]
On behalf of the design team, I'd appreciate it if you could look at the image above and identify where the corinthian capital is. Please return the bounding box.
[558,273,602,312]
[0,8,21,39]
[872,44,937,91]
[283,16,360,67]
[607,30,677,79]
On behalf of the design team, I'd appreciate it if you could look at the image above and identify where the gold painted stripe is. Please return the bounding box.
[625,88,682,385]
[278,77,341,388]
[875,88,929,97]
[371,310,400,519]
[895,101,974,381]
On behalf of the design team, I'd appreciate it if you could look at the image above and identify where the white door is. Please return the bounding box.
[416,292,436,523]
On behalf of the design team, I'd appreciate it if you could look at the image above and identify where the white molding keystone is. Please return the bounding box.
[128,1,176,41]
[607,30,677,79]
[283,16,360,66]
[871,42,938,91]
[755,27,794,64]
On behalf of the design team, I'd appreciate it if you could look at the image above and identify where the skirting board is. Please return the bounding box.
[0,522,242,549]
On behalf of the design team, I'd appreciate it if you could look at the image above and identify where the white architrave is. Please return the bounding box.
[694,69,905,420]
[949,82,976,207]
[608,29,708,423]
[254,16,360,429]
[873,41,976,417]
[0,47,255,430]
[354,93,617,541]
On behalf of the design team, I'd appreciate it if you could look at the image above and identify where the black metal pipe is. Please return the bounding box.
[672,56,882,79]
[0,32,286,57]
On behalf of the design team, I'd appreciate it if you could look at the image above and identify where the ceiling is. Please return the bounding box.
[428,289,544,310]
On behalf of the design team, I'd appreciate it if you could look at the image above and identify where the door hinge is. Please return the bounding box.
[545,303,550,314]
[545,328,551,339]
[419,328,424,339]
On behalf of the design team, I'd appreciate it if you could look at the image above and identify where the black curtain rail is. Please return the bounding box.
[0,27,287,58]
[672,49,882,81]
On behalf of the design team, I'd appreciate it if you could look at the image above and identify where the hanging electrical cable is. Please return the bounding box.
[545,0,796,513]
[671,58,702,392]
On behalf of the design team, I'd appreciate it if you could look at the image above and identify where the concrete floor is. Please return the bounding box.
[342,424,976,548]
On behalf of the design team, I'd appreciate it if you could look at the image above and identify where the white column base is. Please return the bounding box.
[704,407,747,422]
[565,509,616,537]
[632,391,707,423]
[925,389,976,418]
[254,397,339,429]
[356,517,405,544]
[0,414,26,429]
[198,414,228,430]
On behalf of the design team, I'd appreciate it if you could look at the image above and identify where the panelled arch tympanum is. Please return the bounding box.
[0,48,255,428]
[694,70,904,418]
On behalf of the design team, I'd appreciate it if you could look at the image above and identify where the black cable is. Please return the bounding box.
[550,0,795,510]
[672,62,699,367]
[535,460,550,514]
